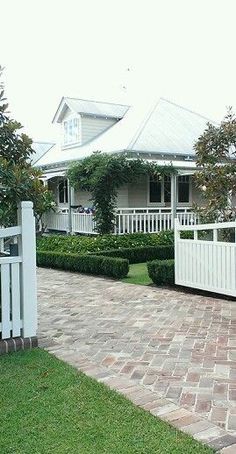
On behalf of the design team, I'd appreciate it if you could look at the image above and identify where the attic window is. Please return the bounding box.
[63,117,80,145]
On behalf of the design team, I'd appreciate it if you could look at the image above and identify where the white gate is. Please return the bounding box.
[0,201,37,339]
[175,219,236,297]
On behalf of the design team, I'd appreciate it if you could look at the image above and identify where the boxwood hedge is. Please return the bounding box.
[147,259,175,286]
[37,251,129,279]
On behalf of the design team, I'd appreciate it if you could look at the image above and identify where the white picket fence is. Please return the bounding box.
[175,219,236,297]
[0,201,37,339]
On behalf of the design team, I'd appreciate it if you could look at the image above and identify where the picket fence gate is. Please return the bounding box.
[175,218,236,297]
[0,201,37,339]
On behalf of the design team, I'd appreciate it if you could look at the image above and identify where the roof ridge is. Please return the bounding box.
[127,98,161,150]
[159,97,216,124]
[65,96,130,108]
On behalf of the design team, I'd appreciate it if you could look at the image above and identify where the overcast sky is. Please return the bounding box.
[1,0,236,142]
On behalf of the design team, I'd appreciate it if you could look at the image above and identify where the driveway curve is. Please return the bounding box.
[38,267,236,451]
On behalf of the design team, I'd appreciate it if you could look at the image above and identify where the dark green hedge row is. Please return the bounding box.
[147,259,175,286]
[94,245,174,264]
[37,251,129,279]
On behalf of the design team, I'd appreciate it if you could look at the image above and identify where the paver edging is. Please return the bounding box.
[43,340,236,453]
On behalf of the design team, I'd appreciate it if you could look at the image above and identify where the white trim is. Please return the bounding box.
[40,171,65,180]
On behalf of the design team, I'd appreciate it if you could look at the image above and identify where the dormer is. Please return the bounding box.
[53,97,129,148]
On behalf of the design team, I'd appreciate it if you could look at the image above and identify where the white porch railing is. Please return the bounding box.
[72,213,97,234]
[115,207,197,234]
[175,219,236,297]
[43,211,69,232]
[43,207,197,235]
[0,202,37,339]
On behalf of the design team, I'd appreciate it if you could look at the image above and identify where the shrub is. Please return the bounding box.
[93,245,174,264]
[36,231,174,254]
[37,251,129,279]
[147,259,175,286]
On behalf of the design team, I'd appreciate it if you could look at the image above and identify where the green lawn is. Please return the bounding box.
[0,349,214,454]
[122,262,152,285]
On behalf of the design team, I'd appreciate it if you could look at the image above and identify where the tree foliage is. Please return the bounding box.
[194,108,236,222]
[0,66,54,227]
[68,152,175,234]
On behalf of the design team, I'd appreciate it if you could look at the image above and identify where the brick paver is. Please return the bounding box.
[38,268,236,451]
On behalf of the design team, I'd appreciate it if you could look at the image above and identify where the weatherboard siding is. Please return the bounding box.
[81,115,117,144]
[128,176,148,207]
[74,190,92,207]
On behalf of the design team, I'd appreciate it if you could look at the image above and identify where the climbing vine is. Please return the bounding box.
[67,152,175,234]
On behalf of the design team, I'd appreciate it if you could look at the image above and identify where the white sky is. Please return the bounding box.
[1,0,236,142]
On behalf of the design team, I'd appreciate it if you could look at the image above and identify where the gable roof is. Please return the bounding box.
[35,98,215,168]
[53,97,130,123]
[31,141,55,165]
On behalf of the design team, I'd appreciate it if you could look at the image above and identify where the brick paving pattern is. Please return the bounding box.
[38,268,236,452]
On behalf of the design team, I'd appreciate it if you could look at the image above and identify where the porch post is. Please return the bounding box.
[67,178,72,234]
[171,174,177,228]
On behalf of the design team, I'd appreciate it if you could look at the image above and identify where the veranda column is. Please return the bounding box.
[171,174,177,228]
[67,178,72,234]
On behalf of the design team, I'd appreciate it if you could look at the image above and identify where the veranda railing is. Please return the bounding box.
[43,207,197,235]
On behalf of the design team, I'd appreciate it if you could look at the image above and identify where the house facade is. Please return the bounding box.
[34,97,211,234]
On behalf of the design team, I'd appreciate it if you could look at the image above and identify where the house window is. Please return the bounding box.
[178,176,190,203]
[150,176,162,202]
[164,176,171,203]
[63,117,79,145]
[59,179,68,204]
[149,176,171,203]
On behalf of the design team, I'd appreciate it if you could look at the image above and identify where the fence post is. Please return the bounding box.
[174,218,180,285]
[171,174,177,228]
[17,201,37,337]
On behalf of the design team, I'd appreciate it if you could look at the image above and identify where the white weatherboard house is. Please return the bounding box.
[34,97,211,235]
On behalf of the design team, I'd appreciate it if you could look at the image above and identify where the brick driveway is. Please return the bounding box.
[38,268,236,452]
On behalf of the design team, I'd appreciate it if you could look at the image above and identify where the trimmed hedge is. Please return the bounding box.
[94,245,174,264]
[37,251,129,279]
[147,259,175,286]
[37,230,174,255]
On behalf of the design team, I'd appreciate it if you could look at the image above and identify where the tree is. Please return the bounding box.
[0,67,54,228]
[194,108,236,222]
[68,152,175,234]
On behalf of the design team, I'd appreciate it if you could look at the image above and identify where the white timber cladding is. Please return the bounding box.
[73,185,128,208]
[48,175,201,209]
[81,115,118,144]
[62,107,118,146]
[74,190,92,207]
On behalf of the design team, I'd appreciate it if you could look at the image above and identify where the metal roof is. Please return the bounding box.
[129,98,214,155]
[53,97,130,122]
[35,98,216,168]
[31,142,55,165]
